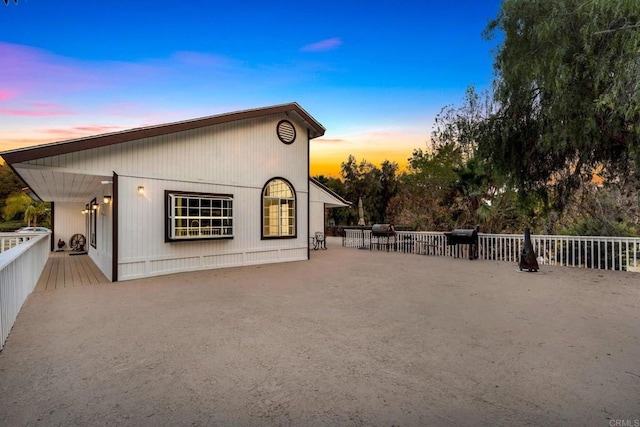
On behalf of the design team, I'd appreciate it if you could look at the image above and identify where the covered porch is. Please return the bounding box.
[34,251,110,292]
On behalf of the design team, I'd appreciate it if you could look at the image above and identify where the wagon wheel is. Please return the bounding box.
[70,233,86,251]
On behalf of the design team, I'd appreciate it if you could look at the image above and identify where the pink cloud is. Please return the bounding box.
[0,91,17,101]
[0,103,75,117]
[301,37,342,52]
[43,125,124,135]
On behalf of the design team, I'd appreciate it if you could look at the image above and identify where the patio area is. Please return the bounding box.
[1,237,638,425]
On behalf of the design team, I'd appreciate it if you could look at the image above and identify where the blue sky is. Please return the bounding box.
[1,0,502,176]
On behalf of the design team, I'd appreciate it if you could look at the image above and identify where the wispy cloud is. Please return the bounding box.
[0,102,75,117]
[43,125,124,135]
[0,91,17,101]
[301,38,342,52]
[172,51,236,68]
[314,137,345,144]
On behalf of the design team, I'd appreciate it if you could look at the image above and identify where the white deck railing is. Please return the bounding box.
[0,233,50,351]
[343,229,640,273]
[0,233,39,253]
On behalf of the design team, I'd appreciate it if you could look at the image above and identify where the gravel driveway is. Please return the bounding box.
[1,238,639,426]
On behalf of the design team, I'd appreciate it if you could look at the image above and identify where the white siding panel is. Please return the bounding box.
[310,201,325,235]
[27,112,311,281]
[203,252,244,268]
[53,202,86,250]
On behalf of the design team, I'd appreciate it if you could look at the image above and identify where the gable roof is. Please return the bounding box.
[1,102,325,164]
[309,177,351,207]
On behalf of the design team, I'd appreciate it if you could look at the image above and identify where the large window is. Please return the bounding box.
[262,178,296,238]
[166,191,233,241]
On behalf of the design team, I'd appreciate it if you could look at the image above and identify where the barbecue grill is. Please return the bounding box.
[370,224,396,251]
[444,226,479,259]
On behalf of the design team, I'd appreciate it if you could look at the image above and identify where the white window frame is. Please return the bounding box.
[166,191,233,241]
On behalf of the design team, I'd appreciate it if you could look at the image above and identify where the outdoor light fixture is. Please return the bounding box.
[137,186,144,194]
[92,203,99,210]
[103,195,111,204]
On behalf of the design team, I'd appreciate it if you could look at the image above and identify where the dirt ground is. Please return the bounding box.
[1,237,639,426]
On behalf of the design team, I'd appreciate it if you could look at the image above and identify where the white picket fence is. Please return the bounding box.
[0,233,50,351]
[343,229,640,273]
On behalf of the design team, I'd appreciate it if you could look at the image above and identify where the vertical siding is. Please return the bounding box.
[53,202,86,251]
[26,113,312,281]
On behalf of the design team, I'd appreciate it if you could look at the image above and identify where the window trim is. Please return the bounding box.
[261,177,297,240]
[164,190,234,243]
[90,197,97,249]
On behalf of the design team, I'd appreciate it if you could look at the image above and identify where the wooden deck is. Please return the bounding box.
[34,251,110,292]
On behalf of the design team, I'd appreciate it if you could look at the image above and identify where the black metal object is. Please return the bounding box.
[370,224,396,251]
[371,223,395,237]
[444,226,479,260]
[519,227,539,271]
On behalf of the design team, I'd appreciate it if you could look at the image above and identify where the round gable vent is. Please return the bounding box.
[277,120,296,144]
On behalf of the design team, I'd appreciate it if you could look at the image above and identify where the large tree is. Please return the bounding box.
[482,0,640,212]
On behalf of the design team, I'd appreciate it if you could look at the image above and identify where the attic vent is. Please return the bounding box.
[277,120,296,144]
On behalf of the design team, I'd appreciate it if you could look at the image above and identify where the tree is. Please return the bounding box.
[482,0,640,212]
[0,162,27,214]
[23,201,49,227]
[2,193,31,222]
[340,155,399,225]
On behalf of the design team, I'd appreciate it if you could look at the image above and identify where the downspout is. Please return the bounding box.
[111,172,118,282]
[50,202,55,252]
[307,128,310,260]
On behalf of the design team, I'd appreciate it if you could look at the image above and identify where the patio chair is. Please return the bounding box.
[313,232,327,250]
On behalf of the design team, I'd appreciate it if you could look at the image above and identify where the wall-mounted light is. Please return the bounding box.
[103,195,111,204]
[81,208,88,214]
[92,203,99,210]
[137,186,145,194]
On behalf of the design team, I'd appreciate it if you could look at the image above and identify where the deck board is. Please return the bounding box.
[34,252,110,292]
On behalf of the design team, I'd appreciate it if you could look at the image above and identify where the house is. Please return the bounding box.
[1,103,349,282]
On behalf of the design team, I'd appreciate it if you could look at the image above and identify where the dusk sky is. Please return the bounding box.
[1,0,502,177]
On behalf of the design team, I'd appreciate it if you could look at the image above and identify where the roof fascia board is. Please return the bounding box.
[1,103,325,164]
[309,177,352,206]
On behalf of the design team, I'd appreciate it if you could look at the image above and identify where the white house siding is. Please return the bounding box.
[53,202,86,250]
[25,115,307,188]
[116,175,308,281]
[310,200,325,237]
[20,113,311,281]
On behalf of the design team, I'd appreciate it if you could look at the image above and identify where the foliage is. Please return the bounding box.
[482,0,640,212]
[339,155,400,225]
[3,192,51,228]
[0,162,27,215]
[558,179,638,237]
[2,192,32,221]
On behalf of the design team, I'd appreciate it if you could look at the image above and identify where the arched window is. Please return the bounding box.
[262,178,296,238]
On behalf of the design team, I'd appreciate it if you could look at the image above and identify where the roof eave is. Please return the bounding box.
[1,102,325,164]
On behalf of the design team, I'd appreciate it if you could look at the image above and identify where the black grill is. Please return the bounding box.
[371,223,396,237]
[444,226,479,259]
[370,224,396,251]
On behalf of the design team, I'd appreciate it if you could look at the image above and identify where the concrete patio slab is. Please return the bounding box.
[1,237,639,426]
